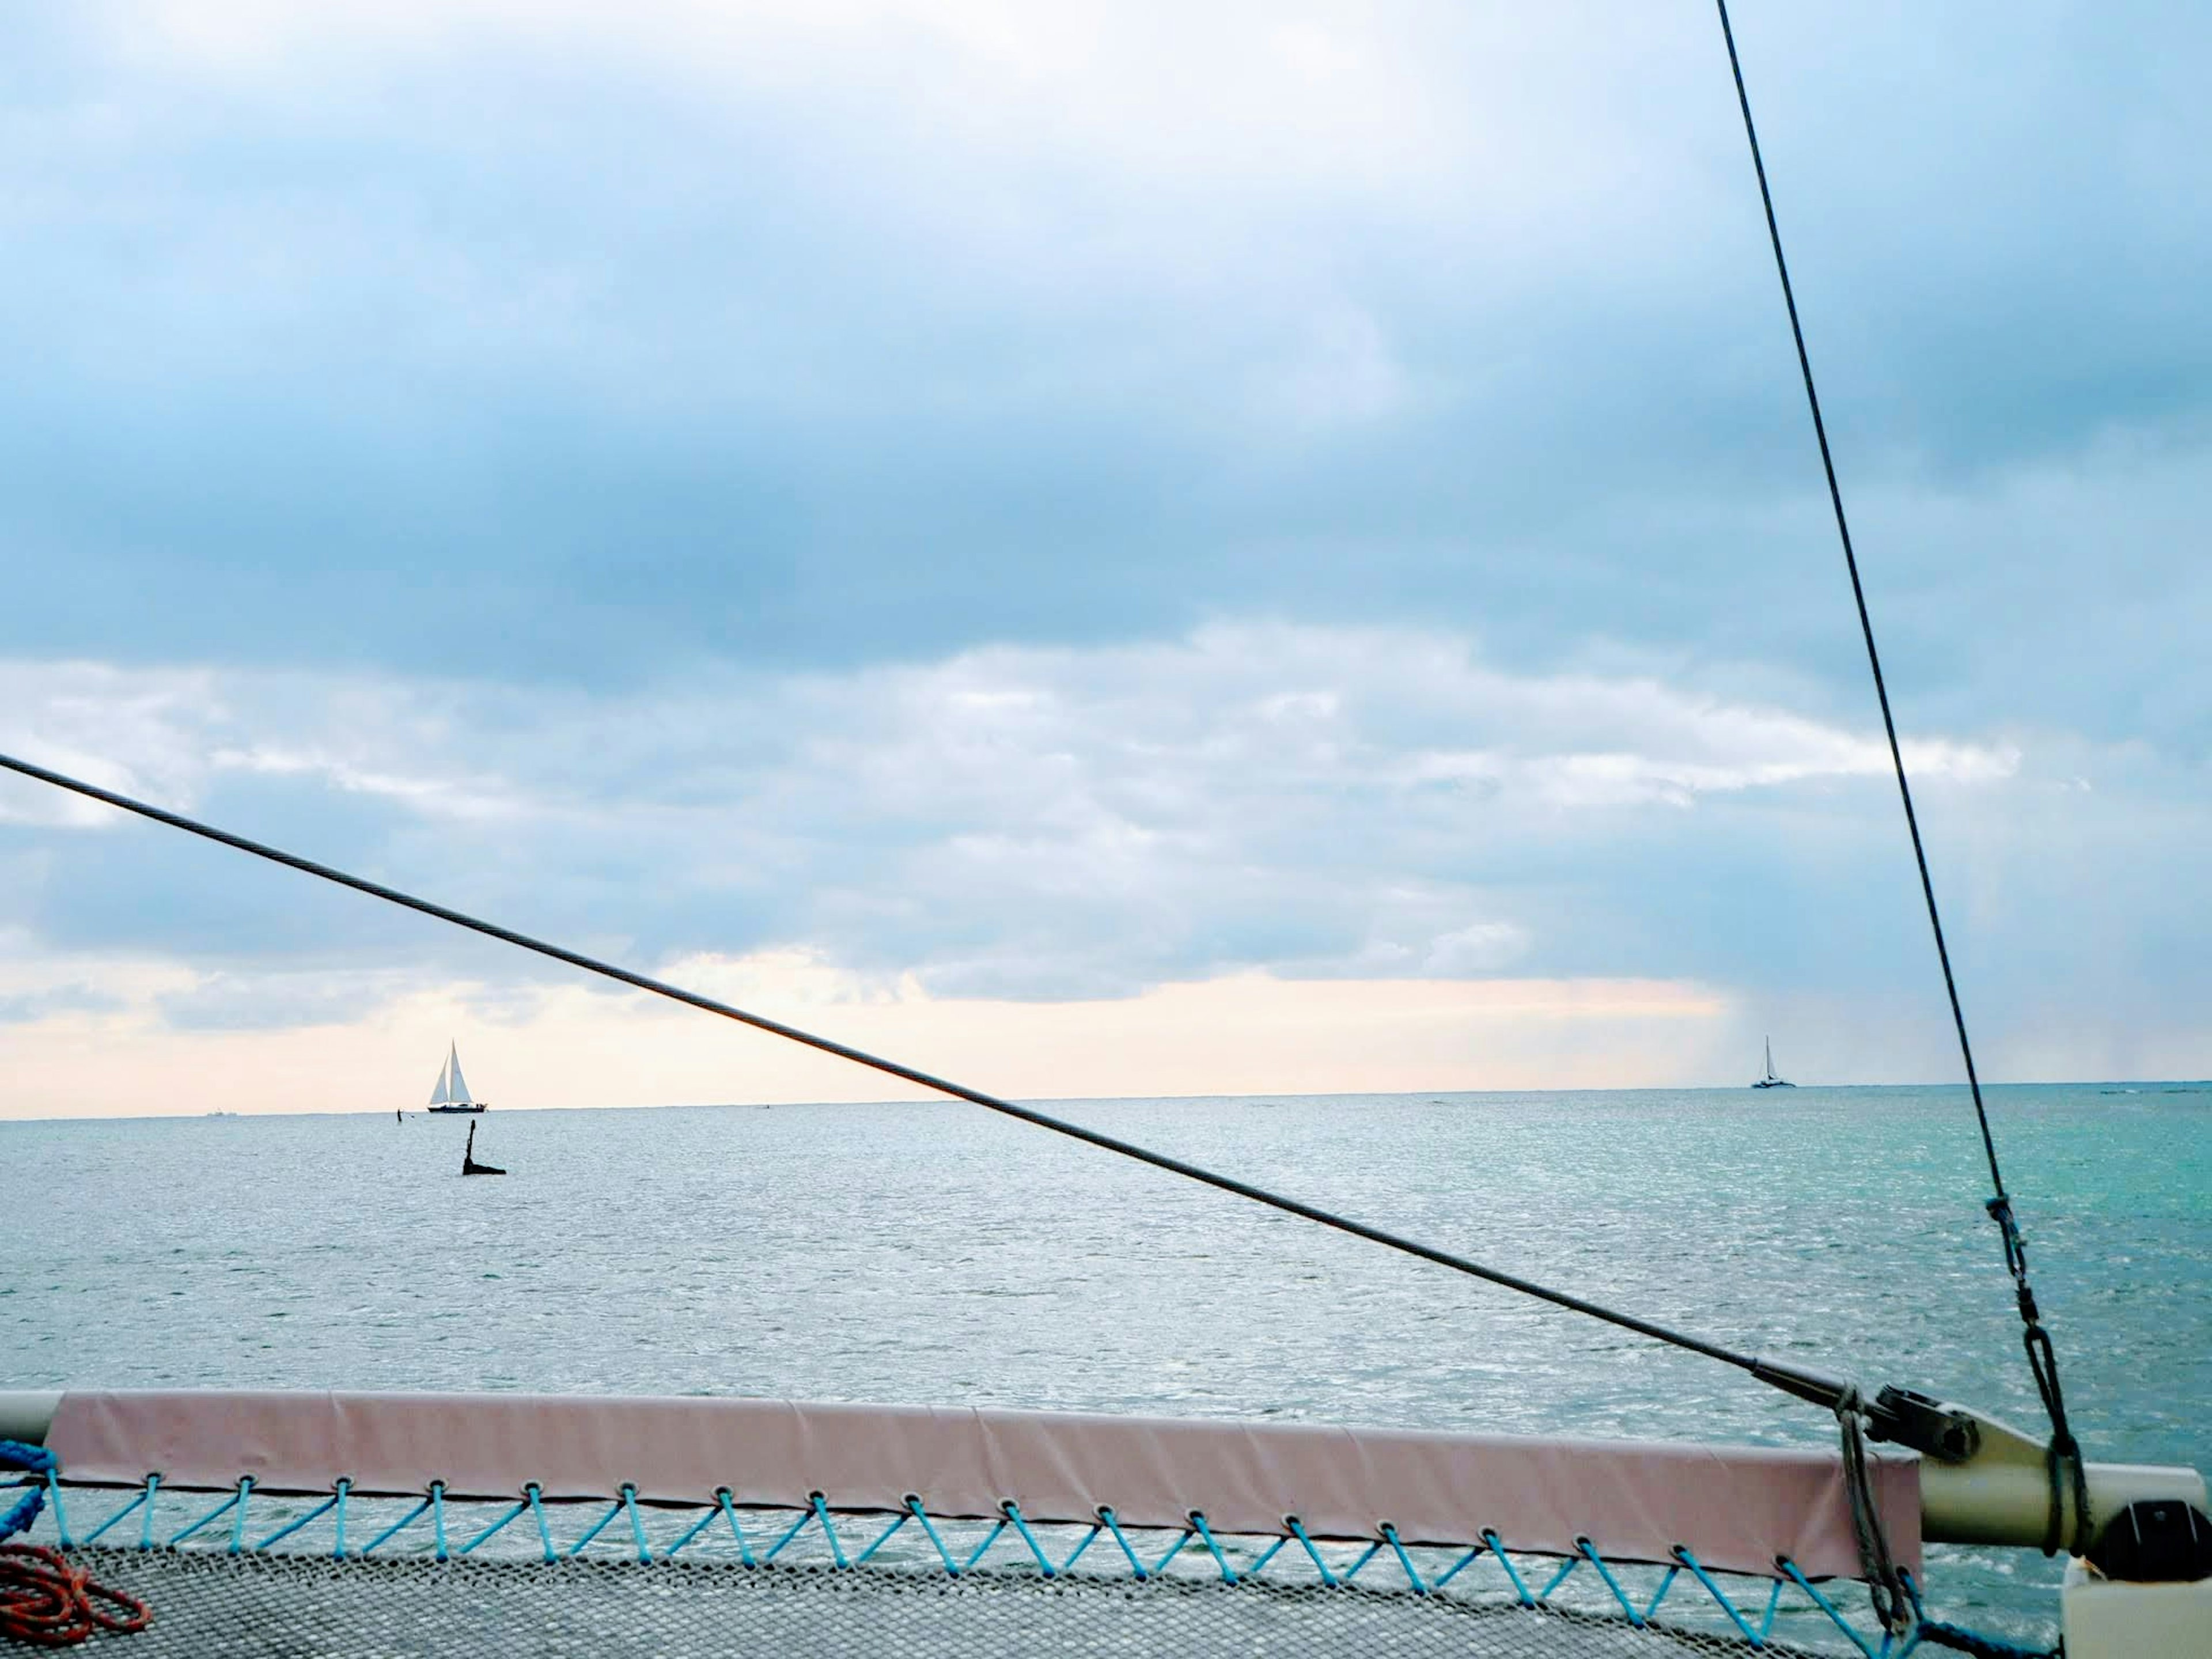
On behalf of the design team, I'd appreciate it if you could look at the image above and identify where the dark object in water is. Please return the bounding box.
[396,1108,403,1123]
[463,1122,505,1177]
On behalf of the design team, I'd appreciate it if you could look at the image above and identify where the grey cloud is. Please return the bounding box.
[0,626,2139,1035]
[0,3,2205,747]
[0,4,2205,1079]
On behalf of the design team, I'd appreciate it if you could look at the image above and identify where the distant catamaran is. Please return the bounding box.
[426,1041,487,1113]
[1751,1037,1794,1090]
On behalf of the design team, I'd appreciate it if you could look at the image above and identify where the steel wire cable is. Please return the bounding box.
[1711,0,2087,1550]
[0,748,1853,1416]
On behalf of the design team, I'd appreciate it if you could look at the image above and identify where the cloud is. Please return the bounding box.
[0,622,2041,1007]
[0,6,2207,1101]
[2,1,2206,722]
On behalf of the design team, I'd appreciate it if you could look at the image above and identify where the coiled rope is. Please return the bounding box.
[1,1445,150,1648]
[0,1547,151,1649]
[1711,0,2089,1558]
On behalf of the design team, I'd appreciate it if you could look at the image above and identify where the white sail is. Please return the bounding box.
[427,1050,454,1106]
[446,1044,474,1106]
[1764,1038,1775,1081]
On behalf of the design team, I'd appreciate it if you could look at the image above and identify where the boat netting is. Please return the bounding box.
[11,1483,1903,1657]
[3,1390,1964,1653]
[12,1546,1856,1658]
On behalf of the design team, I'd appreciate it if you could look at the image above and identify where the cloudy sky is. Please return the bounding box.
[2,1,2206,1117]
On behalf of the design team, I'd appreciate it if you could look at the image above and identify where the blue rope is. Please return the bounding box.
[1899,1569,2062,1659]
[169,1483,248,1549]
[0,1440,56,1543]
[959,1519,1008,1575]
[1002,1502,1054,1577]
[1431,1544,1482,1592]
[1286,1517,1336,1586]
[1188,1513,1236,1584]
[566,1497,626,1560]
[716,1491,756,1567]
[43,1472,69,1548]
[253,1491,340,1554]
[456,1498,529,1558]
[228,1475,256,1555]
[1779,1558,1881,1659]
[661,1503,724,1561]
[853,1512,908,1567]
[1056,1523,1102,1575]
[526,1484,553,1563]
[80,1485,152,1548]
[1096,1507,1145,1580]
[1906,1623,2058,1659]
[358,1494,431,1558]
[1673,1546,1764,1647]
[762,1506,814,1565]
[1380,1524,1426,1595]
[1147,1528,1192,1576]
[1482,1529,1534,1606]
[906,1498,955,1575]
[808,1495,848,1570]
[1577,1537,1643,1626]
[1640,1564,1681,1623]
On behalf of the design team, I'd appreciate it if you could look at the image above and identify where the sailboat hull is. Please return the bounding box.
[427,1103,487,1113]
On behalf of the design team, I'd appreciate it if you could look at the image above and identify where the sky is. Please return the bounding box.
[2,1,2208,1117]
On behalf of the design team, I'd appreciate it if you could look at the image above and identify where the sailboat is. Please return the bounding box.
[425,1041,487,1113]
[1752,1036,1794,1090]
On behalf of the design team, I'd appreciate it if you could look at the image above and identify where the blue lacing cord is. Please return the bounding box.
[1672,1546,1764,1647]
[0,1441,55,1543]
[1899,1569,2062,1659]
[1379,1524,1425,1595]
[853,1510,908,1567]
[1285,1516,1335,1586]
[13,1453,2035,1659]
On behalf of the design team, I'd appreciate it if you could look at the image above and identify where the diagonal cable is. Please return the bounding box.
[1711,0,2088,1549]
[1,746,1854,1415]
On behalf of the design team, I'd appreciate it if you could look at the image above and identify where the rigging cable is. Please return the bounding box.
[1711,0,2089,1554]
[0,748,1855,1419]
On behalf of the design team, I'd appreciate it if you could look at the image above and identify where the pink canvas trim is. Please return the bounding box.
[46,1389,1918,1577]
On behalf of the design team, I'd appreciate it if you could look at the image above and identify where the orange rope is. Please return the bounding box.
[0,1545,150,1647]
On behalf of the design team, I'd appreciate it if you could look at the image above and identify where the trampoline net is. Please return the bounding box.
[24,1548,1847,1659]
[14,1487,1881,1658]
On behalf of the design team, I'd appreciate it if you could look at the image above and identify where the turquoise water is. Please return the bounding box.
[5,1084,2208,1643]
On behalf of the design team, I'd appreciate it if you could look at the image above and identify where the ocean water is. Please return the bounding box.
[5,1084,2208,1643]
